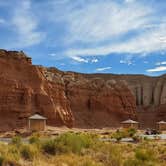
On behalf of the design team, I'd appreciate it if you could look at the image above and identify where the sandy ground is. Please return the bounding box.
[0,125,165,139]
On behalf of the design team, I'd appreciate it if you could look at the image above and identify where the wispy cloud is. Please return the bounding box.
[125,0,136,3]
[143,61,149,64]
[96,66,112,72]
[62,0,166,57]
[49,53,56,57]
[146,66,166,73]
[11,0,45,48]
[0,18,5,24]
[71,56,88,63]
[120,60,134,65]
[0,0,166,73]
[155,61,166,65]
[66,1,152,44]
[65,23,166,56]
[70,56,99,63]
[91,58,98,63]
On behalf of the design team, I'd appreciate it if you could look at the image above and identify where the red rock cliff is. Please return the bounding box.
[47,69,136,128]
[0,49,137,130]
[0,49,73,131]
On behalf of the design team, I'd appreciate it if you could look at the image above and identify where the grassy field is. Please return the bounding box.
[0,129,165,166]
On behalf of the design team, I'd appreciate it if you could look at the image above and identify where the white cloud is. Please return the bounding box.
[11,0,45,48]
[143,61,149,64]
[65,23,166,56]
[120,60,134,65]
[60,63,65,66]
[159,37,166,43]
[49,53,56,57]
[96,67,112,72]
[155,61,166,65]
[0,18,5,24]
[61,1,166,57]
[71,56,89,63]
[146,66,166,73]
[1,0,166,59]
[125,0,136,3]
[66,1,152,44]
[91,58,98,63]
[70,56,98,63]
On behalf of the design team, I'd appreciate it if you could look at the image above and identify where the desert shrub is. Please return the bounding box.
[54,132,95,154]
[124,158,140,166]
[11,136,22,146]
[94,143,123,166]
[111,130,125,142]
[108,144,123,166]
[29,134,40,145]
[42,139,56,155]
[1,146,21,166]
[0,156,4,166]
[41,132,97,155]
[135,148,156,162]
[0,155,21,166]
[127,128,137,137]
[132,135,140,142]
[7,145,20,161]
[20,145,37,160]
[143,136,149,141]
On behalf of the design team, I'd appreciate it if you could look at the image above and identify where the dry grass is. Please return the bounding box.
[0,131,165,166]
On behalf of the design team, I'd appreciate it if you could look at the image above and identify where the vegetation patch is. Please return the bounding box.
[0,131,164,165]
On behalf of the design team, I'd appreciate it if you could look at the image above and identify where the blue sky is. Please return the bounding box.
[0,0,166,75]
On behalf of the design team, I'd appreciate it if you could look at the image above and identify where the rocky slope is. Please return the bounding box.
[0,49,165,130]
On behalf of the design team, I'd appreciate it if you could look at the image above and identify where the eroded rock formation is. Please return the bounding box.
[1,49,165,130]
[0,49,73,131]
[46,69,136,128]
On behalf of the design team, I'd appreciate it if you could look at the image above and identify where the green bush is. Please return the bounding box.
[127,128,137,137]
[42,139,56,155]
[29,135,40,144]
[111,130,125,142]
[41,132,96,155]
[11,136,22,146]
[20,145,36,160]
[0,156,4,166]
[135,149,155,162]
[54,132,95,154]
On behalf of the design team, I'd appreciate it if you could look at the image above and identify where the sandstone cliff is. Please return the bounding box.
[81,74,166,128]
[1,49,166,130]
[46,68,136,128]
[0,49,73,131]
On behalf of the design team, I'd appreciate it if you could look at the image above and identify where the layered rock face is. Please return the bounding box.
[47,69,136,128]
[0,49,73,131]
[1,49,165,130]
[0,50,137,130]
[82,74,166,128]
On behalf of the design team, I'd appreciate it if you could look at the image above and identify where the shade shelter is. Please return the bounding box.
[121,119,139,129]
[156,121,166,131]
[28,114,47,131]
